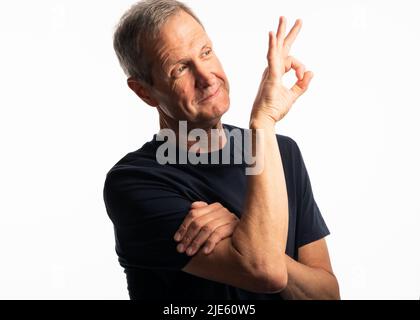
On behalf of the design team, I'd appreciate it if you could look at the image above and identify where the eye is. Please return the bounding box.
[177,65,187,74]
[203,48,212,56]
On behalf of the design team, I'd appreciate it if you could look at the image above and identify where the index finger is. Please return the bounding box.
[283,19,302,54]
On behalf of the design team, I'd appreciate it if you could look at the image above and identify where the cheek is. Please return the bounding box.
[174,80,195,105]
[214,59,229,90]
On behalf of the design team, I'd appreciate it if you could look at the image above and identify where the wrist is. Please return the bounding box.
[249,114,276,129]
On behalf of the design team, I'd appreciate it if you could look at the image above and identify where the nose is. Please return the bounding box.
[194,62,217,89]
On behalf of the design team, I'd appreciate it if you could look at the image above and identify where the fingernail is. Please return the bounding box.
[204,247,209,254]
[186,247,193,255]
[177,244,184,252]
[174,232,181,241]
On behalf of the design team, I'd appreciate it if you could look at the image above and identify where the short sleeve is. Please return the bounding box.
[291,140,330,248]
[103,167,193,270]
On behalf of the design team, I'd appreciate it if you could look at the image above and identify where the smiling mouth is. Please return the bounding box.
[199,86,221,103]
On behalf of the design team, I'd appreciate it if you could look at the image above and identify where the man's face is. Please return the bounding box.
[148,10,230,127]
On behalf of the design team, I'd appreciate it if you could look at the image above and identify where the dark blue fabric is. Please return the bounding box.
[103,123,329,300]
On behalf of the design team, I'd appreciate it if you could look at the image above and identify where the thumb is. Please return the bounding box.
[291,70,313,99]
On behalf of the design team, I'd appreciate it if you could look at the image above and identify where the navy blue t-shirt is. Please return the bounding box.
[103,123,329,299]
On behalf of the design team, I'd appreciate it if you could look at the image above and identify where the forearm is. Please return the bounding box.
[231,118,288,277]
[280,255,340,300]
[225,15,310,288]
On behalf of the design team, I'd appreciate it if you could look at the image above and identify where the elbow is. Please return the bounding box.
[243,259,288,294]
[327,275,341,300]
[257,263,288,293]
[230,239,288,293]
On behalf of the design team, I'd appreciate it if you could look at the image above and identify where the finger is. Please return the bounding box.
[177,206,227,252]
[186,215,238,256]
[179,206,230,250]
[276,16,286,47]
[184,224,215,256]
[267,32,275,71]
[267,31,281,79]
[284,56,306,80]
[283,19,302,54]
[203,223,237,255]
[177,213,216,253]
[290,70,314,100]
[174,202,221,241]
[190,201,208,209]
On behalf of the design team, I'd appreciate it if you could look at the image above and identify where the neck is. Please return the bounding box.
[158,115,227,153]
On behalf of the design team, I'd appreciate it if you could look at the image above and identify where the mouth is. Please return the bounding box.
[199,86,221,104]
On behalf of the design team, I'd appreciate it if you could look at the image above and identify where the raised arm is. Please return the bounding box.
[181,17,313,293]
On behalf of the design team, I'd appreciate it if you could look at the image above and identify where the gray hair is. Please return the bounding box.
[113,0,203,86]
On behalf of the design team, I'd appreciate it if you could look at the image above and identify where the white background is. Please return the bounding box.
[0,0,419,299]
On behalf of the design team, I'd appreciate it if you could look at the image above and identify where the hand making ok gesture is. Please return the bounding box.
[251,17,313,125]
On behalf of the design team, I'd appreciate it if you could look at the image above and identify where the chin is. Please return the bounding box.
[206,99,230,122]
[215,102,230,118]
[192,106,228,127]
[193,93,230,121]
[209,90,230,114]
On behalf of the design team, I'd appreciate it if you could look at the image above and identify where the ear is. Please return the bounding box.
[127,77,159,107]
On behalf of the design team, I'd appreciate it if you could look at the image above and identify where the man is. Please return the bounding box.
[104,0,340,300]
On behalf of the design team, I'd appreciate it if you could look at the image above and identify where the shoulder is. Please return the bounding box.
[103,139,173,197]
[275,134,303,163]
[276,134,299,151]
[103,143,184,226]
[105,148,152,186]
[223,123,301,159]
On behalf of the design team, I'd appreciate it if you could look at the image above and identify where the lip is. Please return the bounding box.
[199,86,221,103]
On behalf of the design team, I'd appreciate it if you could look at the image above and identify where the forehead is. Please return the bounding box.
[152,11,210,65]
